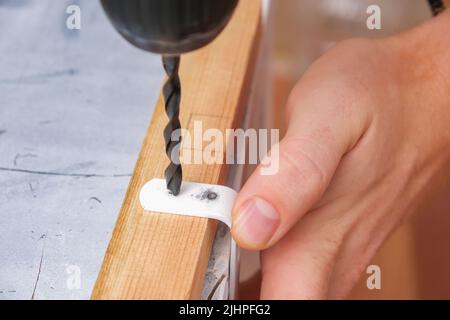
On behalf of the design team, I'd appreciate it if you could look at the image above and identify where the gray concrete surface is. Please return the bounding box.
[0,0,167,299]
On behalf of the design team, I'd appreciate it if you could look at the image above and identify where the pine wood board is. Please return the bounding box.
[92,0,261,299]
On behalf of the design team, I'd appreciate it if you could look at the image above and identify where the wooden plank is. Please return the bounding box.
[92,0,261,300]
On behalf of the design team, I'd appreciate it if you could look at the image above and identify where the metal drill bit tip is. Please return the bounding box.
[162,55,183,196]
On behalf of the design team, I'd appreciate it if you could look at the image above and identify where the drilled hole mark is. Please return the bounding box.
[194,188,219,202]
[207,192,218,201]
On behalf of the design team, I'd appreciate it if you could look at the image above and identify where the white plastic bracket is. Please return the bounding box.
[139,178,238,300]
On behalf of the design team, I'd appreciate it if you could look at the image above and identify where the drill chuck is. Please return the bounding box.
[101,0,239,55]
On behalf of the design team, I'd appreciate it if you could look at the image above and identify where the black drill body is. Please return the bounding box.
[101,0,239,195]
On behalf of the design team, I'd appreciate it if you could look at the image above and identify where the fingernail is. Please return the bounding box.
[233,197,280,247]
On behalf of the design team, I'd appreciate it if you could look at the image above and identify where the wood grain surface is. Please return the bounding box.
[92,0,261,299]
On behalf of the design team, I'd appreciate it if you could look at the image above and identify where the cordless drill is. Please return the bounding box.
[100,0,239,195]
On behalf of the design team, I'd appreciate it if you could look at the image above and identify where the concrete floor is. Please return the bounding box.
[0,0,164,299]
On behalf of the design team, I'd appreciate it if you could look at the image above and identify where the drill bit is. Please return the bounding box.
[162,55,183,196]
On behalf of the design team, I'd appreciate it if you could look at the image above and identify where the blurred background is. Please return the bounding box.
[239,0,450,300]
[271,0,430,134]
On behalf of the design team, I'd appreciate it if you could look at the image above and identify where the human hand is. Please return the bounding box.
[231,12,450,299]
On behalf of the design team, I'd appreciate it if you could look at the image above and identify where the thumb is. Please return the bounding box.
[231,90,367,250]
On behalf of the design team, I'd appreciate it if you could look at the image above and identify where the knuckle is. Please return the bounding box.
[281,137,331,192]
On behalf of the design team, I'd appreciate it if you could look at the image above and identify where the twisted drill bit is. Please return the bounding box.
[162,55,183,196]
